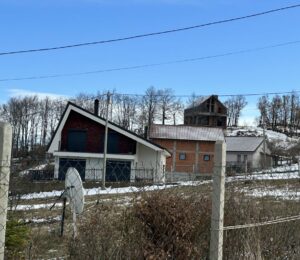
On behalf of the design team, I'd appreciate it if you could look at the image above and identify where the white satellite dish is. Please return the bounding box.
[65,167,85,214]
[59,167,85,237]
[50,167,85,237]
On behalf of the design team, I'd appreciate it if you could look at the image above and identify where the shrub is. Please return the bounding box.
[133,191,211,259]
[69,189,211,259]
[5,219,29,259]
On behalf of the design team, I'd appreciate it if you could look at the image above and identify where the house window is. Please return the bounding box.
[206,102,210,112]
[244,155,248,162]
[199,116,209,126]
[203,155,210,161]
[108,132,120,154]
[237,154,241,163]
[179,153,186,160]
[67,129,87,152]
[217,117,224,127]
[211,100,215,112]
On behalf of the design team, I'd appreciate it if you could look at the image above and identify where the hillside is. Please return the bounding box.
[225,126,299,151]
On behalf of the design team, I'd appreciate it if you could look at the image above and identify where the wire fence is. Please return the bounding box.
[1,146,300,258]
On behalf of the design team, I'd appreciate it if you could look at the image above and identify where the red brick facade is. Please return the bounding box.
[151,138,215,174]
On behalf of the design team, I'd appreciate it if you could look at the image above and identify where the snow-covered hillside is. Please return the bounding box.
[225,126,299,151]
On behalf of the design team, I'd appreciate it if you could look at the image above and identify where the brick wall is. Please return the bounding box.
[152,138,215,174]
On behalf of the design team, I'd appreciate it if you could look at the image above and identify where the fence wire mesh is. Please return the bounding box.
[2,155,300,259]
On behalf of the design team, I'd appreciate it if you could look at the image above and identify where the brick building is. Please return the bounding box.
[184,95,227,129]
[150,124,224,175]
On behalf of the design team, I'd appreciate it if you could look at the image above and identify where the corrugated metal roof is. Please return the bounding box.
[225,137,264,152]
[150,124,224,141]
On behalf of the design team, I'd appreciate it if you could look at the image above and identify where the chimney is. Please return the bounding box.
[94,99,99,116]
[144,126,148,139]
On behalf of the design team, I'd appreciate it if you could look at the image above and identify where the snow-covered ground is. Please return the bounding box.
[242,187,300,201]
[227,164,299,182]
[227,172,299,182]
[19,184,178,201]
[19,162,53,176]
[12,202,63,211]
[10,164,300,213]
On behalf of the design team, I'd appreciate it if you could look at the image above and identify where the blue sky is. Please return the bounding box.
[1,0,300,124]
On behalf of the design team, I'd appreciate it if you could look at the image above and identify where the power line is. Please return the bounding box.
[1,39,300,82]
[114,90,300,98]
[1,4,300,56]
[223,214,300,230]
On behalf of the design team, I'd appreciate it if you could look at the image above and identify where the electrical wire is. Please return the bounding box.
[223,214,300,230]
[1,4,300,56]
[115,90,300,98]
[1,40,300,82]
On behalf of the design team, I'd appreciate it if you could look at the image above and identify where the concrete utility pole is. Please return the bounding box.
[209,141,226,260]
[102,92,111,190]
[0,122,12,260]
[262,115,267,169]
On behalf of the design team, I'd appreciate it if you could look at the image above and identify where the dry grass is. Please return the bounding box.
[5,179,300,259]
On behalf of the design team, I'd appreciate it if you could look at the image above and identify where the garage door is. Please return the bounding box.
[106,160,131,182]
[58,158,86,181]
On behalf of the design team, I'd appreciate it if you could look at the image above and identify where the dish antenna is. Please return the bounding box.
[51,167,85,237]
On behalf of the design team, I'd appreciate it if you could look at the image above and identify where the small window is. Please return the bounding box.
[179,153,186,160]
[203,155,210,161]
[237,154,241,163]
[67,129,87,152]
[244,155,248,162]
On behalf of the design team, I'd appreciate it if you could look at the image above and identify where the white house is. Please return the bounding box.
[47,101,170,183]
[225,136,272,170]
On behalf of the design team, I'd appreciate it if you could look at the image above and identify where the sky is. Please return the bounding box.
[1,0,300,125]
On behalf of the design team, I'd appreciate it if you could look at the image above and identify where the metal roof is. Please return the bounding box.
[150,124,224,141]
[225,137,264,152]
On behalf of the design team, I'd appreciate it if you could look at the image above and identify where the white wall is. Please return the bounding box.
[53,143,167,183]
[85,158,103,179]
[136,143,166,183]
[226,152,253,170]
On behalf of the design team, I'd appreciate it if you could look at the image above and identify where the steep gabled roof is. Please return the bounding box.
[185,95,227,111]
[225,137,264,152]
[47,102,170,156]
[150,124,224,142]
[186,96,211,109]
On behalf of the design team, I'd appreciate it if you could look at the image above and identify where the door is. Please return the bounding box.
[106,160,131,182]
[58,158,86,181]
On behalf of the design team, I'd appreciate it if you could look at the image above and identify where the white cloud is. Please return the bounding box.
[7,89,69,100]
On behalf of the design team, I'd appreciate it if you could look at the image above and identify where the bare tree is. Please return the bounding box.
[113,94,137,130]
[157,88,183,125]
[282,95,290,129]
[224,95,247,127]
[257,95,270,126]
[172,100,184,125]
[138,87,159,137]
